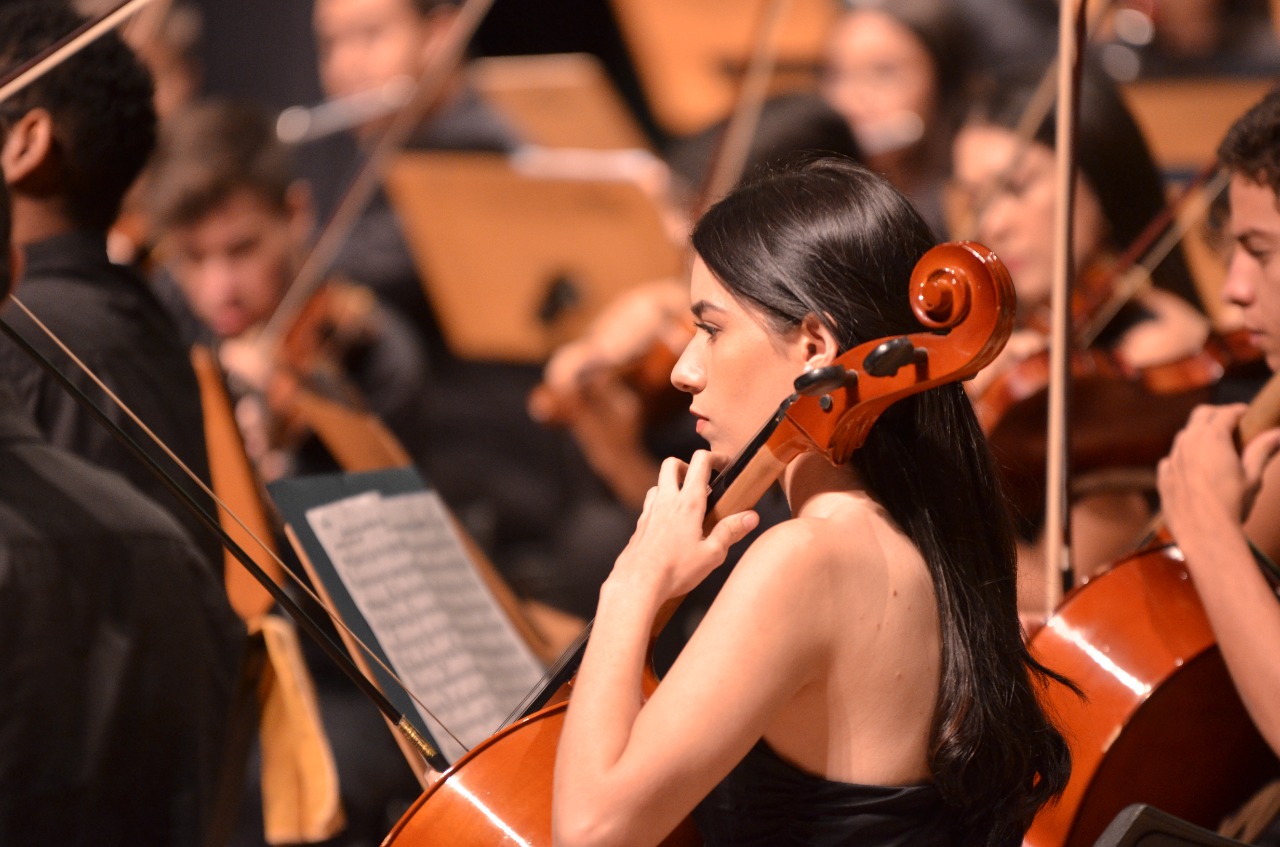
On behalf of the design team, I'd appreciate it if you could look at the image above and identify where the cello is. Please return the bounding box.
[380,240,1015,845]
[1023,374,1280,847]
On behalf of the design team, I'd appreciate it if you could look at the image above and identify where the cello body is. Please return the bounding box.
[1025,544,1280,847]
[381,699,701,846]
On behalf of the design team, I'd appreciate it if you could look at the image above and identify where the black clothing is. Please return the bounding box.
[0,230,220,570]
[693,739,954,847]
[0,391,243,846]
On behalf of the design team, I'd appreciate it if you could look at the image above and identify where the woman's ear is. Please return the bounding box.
[1,108,56,188]
[798,313,840,370]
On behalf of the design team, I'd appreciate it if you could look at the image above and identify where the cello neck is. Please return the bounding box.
[1238,368,1280,446]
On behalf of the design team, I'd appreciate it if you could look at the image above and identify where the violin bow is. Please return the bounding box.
[1074,162,1229,347]
[1043,0,1090,614]
[693,0,793,216]
[254,0,496,358]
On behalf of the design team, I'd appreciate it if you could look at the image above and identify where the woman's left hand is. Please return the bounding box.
[610,450,759,601]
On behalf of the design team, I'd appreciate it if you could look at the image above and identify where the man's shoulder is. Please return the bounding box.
[0,437,200,554]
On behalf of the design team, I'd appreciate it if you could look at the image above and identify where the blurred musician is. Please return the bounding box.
[145,98,433,481]
[312,0,519,337]
[820,0,973,237]
[949,63,1211,611]
[0,1,220,571]
[145,98,439,847]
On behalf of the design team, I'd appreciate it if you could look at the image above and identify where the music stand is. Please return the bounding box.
[382,151,685,363]
[608,0,835,135]
[469,53,652,151]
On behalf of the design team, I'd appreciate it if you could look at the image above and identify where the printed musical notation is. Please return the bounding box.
[302,481,544,763]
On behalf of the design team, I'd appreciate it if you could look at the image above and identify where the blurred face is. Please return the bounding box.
[951,124,1109,313]
[670,257,809,456]
[161,187,303,338]
[1222,173,1280,371]
[821,9,935,161]
[313,0,430,102]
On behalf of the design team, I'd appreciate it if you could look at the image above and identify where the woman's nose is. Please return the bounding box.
[670,339,704,394]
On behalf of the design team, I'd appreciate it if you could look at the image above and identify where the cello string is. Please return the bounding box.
[4,293,471,756]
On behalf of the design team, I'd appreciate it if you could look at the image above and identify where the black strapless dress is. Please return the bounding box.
[692,740,955,846]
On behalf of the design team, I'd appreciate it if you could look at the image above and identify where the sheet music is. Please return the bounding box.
[306,489,543,761]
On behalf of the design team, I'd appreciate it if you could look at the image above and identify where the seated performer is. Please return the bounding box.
[145,97,433,480]
[0,1,219,569]
[950,64,1212,607]
[1158,89,1280,764]
[0,138,243,847]
[553,157,1071,846]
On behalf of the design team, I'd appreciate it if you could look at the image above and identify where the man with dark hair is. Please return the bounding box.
[0,145,242,846]
[0,1,219,569]
[1158,87,1280,796]
[145,97,433,479]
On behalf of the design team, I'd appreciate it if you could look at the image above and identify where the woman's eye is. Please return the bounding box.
[694,321,719,339]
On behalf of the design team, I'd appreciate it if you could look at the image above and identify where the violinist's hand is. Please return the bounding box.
[966,328,1047,399]
[218,335,274,394]
[1158,404,1280,550]
[539,278,689,403]
[565,373,656,511]
[609,451,759,601]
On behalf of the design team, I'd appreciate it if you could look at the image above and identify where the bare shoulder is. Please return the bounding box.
[717,492,926,620]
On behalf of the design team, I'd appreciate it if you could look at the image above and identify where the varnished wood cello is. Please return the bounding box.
[380,240,1015,845]
[1023,368,1280,847]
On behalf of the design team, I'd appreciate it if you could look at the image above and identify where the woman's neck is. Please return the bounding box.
[781,452,867,516]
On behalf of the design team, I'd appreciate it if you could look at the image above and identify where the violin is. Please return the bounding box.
[526,297,692,431]
[1022,370,1280,847]
[973,163,1234,524]
[224,278,385,480]
[380,241,1015,845]
[980,327,1268,522]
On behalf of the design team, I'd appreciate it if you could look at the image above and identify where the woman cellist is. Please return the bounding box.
[950,63,1213,609]
[551,157,1071,846]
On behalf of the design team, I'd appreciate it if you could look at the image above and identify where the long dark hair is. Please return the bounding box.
[961,62,1202,311]
[691,156,1071,847]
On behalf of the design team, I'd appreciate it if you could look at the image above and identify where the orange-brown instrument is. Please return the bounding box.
[380,241,1015,845]
[1024,373,1280,847]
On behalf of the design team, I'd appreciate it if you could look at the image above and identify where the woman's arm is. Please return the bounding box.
[1158,404,1280,755]
[552,452,837,847]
